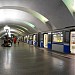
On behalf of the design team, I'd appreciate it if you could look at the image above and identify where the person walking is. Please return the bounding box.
[13,37,17,46]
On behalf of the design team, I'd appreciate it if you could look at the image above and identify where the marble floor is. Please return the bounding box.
[0,42,75,75]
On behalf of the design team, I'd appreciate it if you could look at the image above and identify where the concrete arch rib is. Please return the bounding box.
[0,29,24,36]
[0,6,49,24]
[0,6,53,31]
[0,32,21,38]
[0,25,30,34]
[0,21,38,34]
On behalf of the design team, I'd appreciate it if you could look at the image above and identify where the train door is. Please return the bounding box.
[27,35,29,43]
[70,31,75,54]
[33,35,36,45]
[44,33,48,48]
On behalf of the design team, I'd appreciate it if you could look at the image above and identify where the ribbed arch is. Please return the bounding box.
[0,6,49,24]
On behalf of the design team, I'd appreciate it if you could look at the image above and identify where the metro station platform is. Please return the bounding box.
[0,42,75,75]
[38,47,75,59]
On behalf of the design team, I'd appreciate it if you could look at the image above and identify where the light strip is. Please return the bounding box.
[16,25,28,31]
[62,0,74,14]
[16,28,25,33]
[73,0,75,11]
[16,19,35,28]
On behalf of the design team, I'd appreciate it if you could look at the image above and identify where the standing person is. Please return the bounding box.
[18,39,20,45]
[13,37,17,46]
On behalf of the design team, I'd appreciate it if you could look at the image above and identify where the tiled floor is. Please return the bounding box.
[0,42,75,75]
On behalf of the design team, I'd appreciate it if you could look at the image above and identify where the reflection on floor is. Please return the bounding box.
[0,42,75,75]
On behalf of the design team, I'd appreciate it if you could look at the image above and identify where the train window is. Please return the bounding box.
[53,32,63,42]
[30,35,33,40]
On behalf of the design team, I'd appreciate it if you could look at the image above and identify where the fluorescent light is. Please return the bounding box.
[4,25,10,32]
[48,32,51,34]
[16,28,25,32]
[4,25,11,37]
[73,0,75,11]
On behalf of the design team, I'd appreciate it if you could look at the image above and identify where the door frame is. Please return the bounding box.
[70,29,75,54]
[43,33,48,48]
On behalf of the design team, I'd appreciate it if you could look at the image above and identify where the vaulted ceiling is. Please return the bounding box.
[0,0,74,37]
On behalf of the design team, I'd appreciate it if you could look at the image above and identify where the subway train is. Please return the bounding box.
[22,27,75,54]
